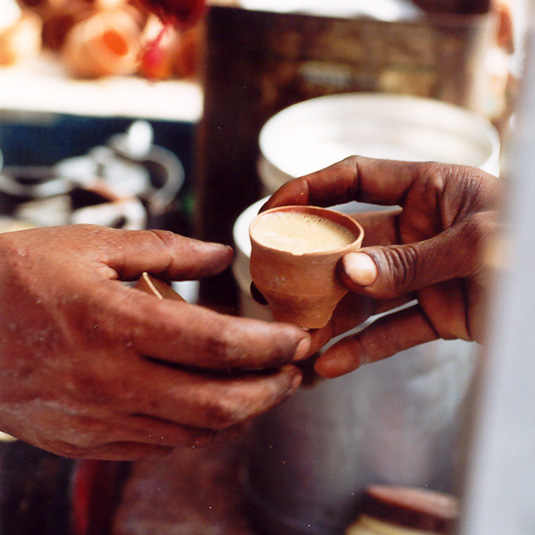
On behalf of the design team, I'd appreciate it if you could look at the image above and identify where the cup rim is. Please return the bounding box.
[249,204,364,257]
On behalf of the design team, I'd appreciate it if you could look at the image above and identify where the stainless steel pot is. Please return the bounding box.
[241,338,476,535]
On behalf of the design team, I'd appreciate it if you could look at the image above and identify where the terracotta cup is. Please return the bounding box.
[0,10,42,66]
[249,205,364,329]
[61,9,140,78]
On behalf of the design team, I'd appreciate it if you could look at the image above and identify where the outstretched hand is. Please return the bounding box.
[0,225,309,459]
[264,156,501,377]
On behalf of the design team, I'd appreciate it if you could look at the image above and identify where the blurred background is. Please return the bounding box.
[0,1,530,535]
[0,0,524,304]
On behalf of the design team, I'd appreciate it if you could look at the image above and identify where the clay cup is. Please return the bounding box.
[249,205,364,329]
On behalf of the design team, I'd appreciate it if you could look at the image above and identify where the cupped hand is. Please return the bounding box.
[0,225,309,459]
[263,156,501,377]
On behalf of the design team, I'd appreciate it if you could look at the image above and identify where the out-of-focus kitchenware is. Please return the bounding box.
[346,485,459,535]
[56,120,185,228]
[241,336,475,535]
[0,121,185,231]
[258,93,501,195]
[0,8,42,65]
[61,8,140,78]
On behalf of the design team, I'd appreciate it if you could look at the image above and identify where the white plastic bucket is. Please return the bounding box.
[258,93,501,195]
[232,197,273,320]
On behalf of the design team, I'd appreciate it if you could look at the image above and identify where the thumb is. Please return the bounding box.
[339,214,491,299]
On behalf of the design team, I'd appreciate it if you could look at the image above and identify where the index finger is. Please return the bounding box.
[103,228,234,281]
[102,283,311,370]
[262,156,438,210]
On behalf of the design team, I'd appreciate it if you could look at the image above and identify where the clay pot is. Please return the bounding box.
[0,10,42,65]
[249,205,364,329]
[61,9,141,78]
[42,8,88,51]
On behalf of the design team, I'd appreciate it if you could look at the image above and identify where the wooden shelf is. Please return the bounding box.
[0,52,203,123]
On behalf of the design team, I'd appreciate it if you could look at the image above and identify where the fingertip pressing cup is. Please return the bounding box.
[249,205,364,329]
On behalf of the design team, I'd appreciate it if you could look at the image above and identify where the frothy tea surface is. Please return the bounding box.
[252,211,355,254]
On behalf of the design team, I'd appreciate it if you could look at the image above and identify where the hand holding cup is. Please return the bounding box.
[249,205,364,329]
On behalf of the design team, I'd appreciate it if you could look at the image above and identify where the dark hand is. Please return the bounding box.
[0,225,309,459]
[264,156,501,377]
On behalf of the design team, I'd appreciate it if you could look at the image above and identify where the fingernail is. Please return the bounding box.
[343,252,377,286]
[314,345,368,378]
[314,355,357,378]
[314,358,342,378]
[294,337,311,361]
[205,242,234,255]
[289,370,302,393]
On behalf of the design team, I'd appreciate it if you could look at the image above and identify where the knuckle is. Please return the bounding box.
[204,332,238,366]
[460,212,496,253]
[344,155,360,169]
[412,163,449,201]
[424,163,450,189]
[443,168,498,221]
[204,398,244,429]
[464,211,497,243]
[204,321,290,368]
[148,229,177,246]
[377,244,419,294]
[51,430,102,456]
